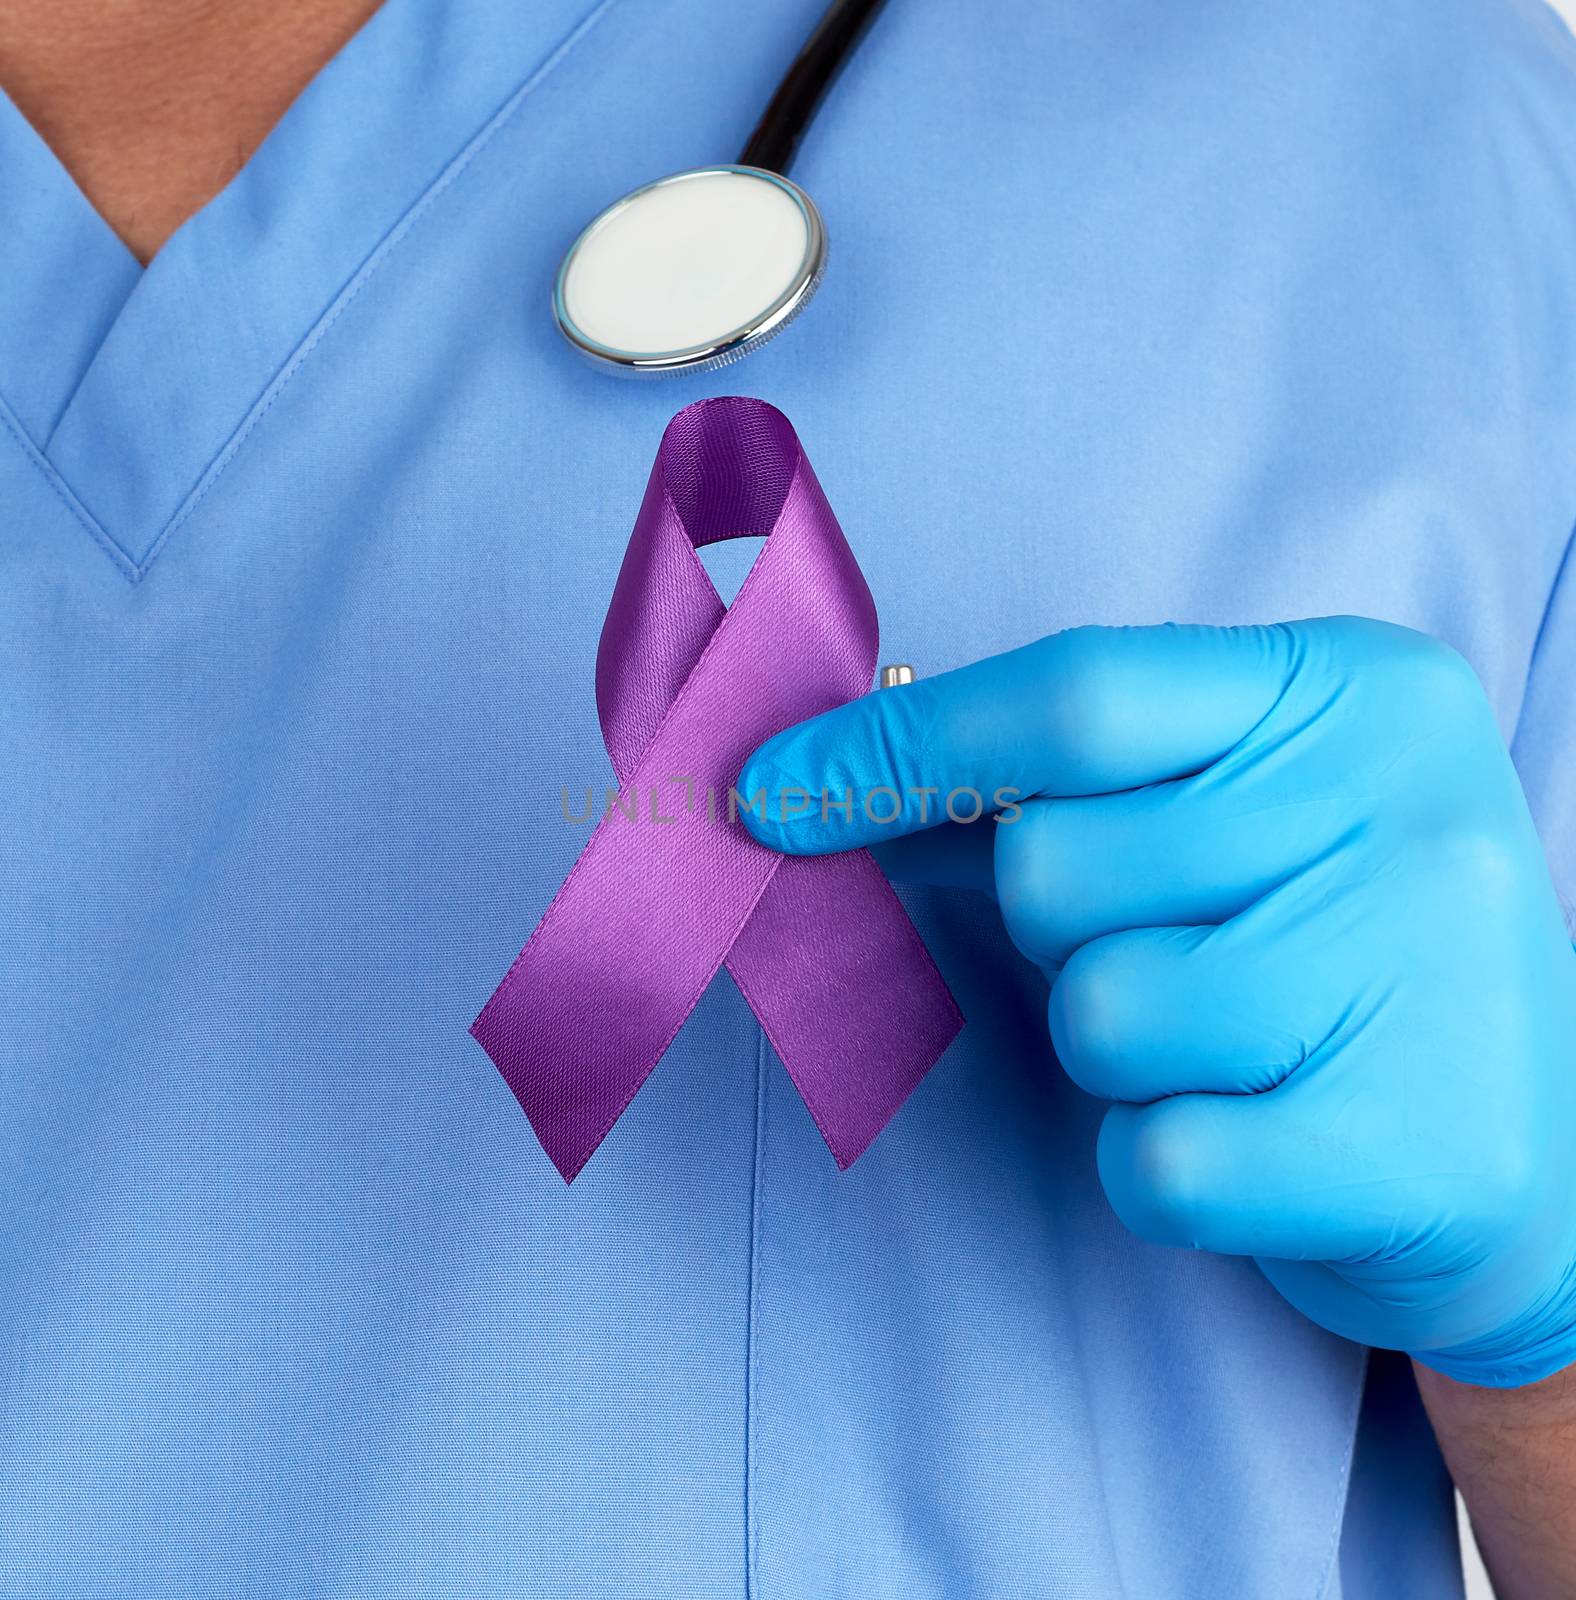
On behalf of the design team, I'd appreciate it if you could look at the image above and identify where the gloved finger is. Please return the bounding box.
[870,821,999,896]
[1048,908,1344,1101]
[1095,1085,1389,1263]
[1254,1259,1468,1354]
[880,752,1335,924]
[992,766,1346,967]
[739,621,1304,854]
[1255,1257,1514,1357]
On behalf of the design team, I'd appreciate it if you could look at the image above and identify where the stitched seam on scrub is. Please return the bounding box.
[1311,1344,1370,1599]
[126,0,627,585]
[745,1027,769,1600]
[0,390,139,578]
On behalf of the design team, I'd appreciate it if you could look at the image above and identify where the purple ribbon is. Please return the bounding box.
[471,398,963,1182]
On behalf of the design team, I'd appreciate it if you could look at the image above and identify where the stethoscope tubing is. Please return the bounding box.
[737,0,893,175]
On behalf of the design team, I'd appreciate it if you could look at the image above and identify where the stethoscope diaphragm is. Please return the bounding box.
[553,166,825,377]
[551,0,885,377]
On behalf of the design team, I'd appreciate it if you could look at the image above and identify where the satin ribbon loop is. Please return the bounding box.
[472,398,962,1182]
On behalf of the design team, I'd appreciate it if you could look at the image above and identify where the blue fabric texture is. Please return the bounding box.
[3,0,1574,1593]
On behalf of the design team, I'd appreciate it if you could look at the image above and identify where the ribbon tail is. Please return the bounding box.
[726,849,963,1168]
[471,795,781,1183]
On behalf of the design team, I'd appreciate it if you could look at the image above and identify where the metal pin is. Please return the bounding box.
[879,663,915,689]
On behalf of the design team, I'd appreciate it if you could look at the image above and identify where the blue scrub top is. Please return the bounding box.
[4,1,1576,1594]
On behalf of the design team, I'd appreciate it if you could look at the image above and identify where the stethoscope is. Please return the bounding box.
[553,0,888,376]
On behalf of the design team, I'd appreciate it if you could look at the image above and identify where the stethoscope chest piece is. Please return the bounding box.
[553,166,826,377]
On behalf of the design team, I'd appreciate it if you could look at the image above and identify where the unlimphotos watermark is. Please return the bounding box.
[560,778,1025,827]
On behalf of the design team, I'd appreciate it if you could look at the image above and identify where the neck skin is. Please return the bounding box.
[0,0,383,263]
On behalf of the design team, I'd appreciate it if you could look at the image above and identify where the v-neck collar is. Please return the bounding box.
[0,93,142,447]
[0,0,620,580]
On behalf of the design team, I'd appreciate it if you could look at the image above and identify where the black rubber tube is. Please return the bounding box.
[736,0,891,174]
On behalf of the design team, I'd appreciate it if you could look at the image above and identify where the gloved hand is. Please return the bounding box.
[740,618,1576,1388]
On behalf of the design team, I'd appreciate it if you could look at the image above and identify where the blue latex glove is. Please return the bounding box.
[740,618,1576,1388]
